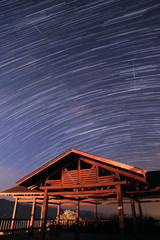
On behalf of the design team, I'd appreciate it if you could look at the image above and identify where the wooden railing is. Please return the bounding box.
[0,219,54,232]
[0,218,160,235]
[0,218,110,233]
[46,169,115,186]
[0,219,30,232]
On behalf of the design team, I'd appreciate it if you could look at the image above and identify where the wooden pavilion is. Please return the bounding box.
[1,148,160,240]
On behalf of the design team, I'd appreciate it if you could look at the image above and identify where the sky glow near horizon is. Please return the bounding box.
[0,0,160,191]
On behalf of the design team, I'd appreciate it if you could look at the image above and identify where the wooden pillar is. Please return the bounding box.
[94,201,97,220]
[138,201,143,217]
[138,201,143,233]
[41,189,48,240]
[57,202,61,225]
[117,184,125,240]
[131,200,137,235]
[94,201,98,230]
[39,204,44,230]
[29,198,36,235]
[10,198,18,231]
[75,199,79,240]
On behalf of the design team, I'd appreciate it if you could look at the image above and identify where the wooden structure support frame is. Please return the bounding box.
[0,148,160,238]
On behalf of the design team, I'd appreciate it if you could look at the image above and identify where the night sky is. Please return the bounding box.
[0,0,160,191]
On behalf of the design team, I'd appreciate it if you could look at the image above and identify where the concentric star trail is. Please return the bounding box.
[0,0,160,190]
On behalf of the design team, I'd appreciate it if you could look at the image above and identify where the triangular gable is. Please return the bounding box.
[17,148,147,188]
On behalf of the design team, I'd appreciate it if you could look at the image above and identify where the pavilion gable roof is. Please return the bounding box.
[16,148,147,188]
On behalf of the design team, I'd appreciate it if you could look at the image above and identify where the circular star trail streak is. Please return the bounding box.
[0,0,160,190]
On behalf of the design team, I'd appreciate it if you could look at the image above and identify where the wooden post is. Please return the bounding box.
[29,198,36,235]
[117,184,125,240]
[94,201,97,220]
[39,204,44,231]
[138,201,143,234]
[131,200,137,235]
[10,198,18,232]
[94,201,98,230]
[57,202,61,225]
[138,201,143,217]
[75,199,79,240]
[41,189,48,240]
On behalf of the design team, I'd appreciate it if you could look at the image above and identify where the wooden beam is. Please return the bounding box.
[140,199,160,203]
[42,180,127,189]
[125,189,160,194]
[47,188,117,196]
[16,200,34,203]
[40,189,48,240]
[57,202,85,205]
[12,199,58,206]
[80,157,146,183]
[13,195,44,199]
[12,194,160,206]
[126,193,160,200]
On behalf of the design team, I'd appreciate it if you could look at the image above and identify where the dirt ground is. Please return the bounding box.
[0,231,160,240]
[0,231,159,240]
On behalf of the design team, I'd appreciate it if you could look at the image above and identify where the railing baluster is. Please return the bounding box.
[2,219,5,231]
[6,219,8,230]
[0,218,114,233]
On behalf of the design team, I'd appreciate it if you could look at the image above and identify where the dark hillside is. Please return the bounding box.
[0,199,94,219]
[0,199,57,219]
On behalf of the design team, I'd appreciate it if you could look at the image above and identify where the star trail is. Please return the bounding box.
[0,0,160,190]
